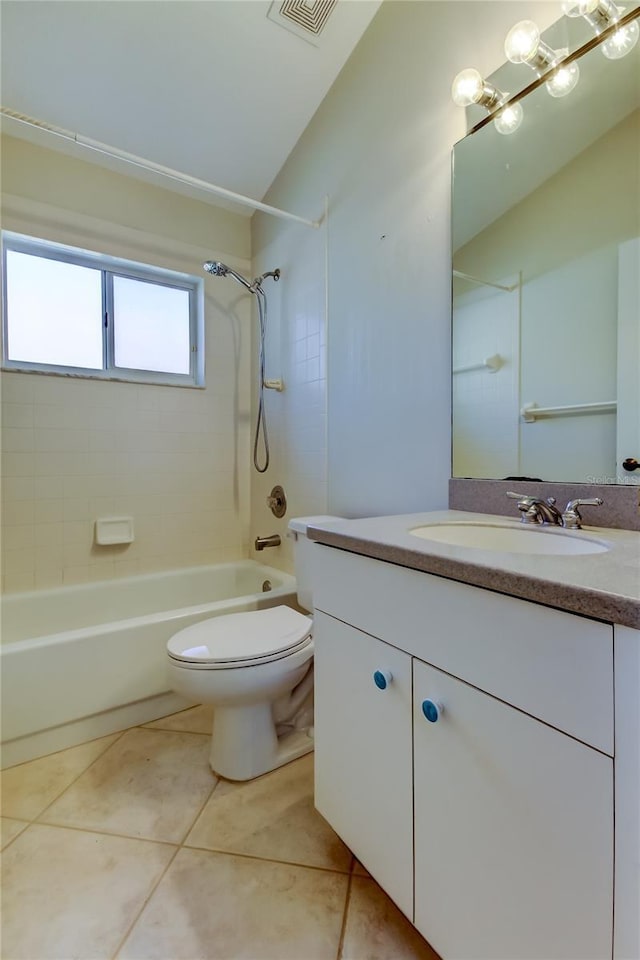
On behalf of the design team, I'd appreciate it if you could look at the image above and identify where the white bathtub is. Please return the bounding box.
[1,561,297,767]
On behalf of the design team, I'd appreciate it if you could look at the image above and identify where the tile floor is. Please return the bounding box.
[1,705,439,960]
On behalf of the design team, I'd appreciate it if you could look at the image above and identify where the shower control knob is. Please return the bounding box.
[622,458,639,472]
[373,670,393,690]
[266,485,287,518]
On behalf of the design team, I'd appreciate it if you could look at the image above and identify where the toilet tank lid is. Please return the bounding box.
[288,515,343,534]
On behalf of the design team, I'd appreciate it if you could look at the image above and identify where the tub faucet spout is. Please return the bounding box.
[255,534,281,551]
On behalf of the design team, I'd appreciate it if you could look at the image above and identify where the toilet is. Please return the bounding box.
[167,516,338,781]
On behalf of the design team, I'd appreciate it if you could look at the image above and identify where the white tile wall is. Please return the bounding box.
[250,220,328,573]
[1,289,251,592]
[1,129,253,593]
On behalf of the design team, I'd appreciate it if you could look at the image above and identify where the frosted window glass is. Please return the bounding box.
[113,276,191,375]
[5,250,103,369]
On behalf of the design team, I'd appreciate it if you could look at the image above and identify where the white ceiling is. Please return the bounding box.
[1,0,382,214]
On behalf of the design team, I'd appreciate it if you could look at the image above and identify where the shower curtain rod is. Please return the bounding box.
[1,107,322,229]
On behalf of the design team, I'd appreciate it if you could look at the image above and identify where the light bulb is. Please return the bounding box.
[505,20,541,63]
[561,0,599,16]
[601,18,639,57]
[493,101,524,135]
[545,60,580,96]
[451,68,484,107]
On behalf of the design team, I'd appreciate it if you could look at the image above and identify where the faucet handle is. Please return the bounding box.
[506,491,556,504]
[506,490,534,503]
[506,491,562,525]
[562,497,603,530]
[506,491,541,524]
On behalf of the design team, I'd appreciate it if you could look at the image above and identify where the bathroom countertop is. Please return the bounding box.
[307,510,640,629]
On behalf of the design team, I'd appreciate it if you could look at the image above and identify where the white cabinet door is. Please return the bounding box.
[313,611,414,919]
[413,659,613,960]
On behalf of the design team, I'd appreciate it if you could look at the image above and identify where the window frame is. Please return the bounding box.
[1,231,204,387]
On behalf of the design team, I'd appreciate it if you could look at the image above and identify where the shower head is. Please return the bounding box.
[204,261,281,292]
[203,260,227,276]
[203,261,253,291]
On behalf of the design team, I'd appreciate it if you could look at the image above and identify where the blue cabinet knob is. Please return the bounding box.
[421,699,444,723]
[373,670,393,690]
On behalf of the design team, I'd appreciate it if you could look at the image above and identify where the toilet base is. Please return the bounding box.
[209,702,313,781]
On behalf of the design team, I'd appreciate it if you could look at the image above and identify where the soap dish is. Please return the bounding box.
[95,516,135,546]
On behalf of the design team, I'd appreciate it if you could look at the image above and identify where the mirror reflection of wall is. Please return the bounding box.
[452,30,640,485]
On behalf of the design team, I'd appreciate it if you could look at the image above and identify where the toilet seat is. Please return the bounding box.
[167,605,313,670]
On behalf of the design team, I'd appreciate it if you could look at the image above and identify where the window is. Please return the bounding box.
[1,233,204,385]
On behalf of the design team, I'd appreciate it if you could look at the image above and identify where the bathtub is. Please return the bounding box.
[1,561,297,767]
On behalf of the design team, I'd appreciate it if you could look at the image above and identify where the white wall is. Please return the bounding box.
[1,135,252,592]
[251,0,558,543]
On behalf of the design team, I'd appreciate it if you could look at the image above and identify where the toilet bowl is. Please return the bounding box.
[166,515,340,781]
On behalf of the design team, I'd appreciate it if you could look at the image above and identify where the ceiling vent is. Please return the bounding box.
[267,0,338,46]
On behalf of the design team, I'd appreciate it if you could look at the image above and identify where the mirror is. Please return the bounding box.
[452,21,639,485]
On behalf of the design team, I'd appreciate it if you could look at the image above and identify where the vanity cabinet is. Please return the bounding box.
[312,543,621,960]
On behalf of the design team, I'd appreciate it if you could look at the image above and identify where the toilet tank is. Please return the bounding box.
[288,516,342,613]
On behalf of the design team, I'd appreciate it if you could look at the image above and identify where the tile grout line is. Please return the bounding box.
[37,737,220,844]
[175,771,222,846]
[32,724,209,827]
[110,842,181,960]
[27,819,182,848]
[335,859,355,960]
[109,769,220,960]
[0,819,30,853]
[137,724,211,738]
[181,841,354,876]
[1,726,128,773]
[4,728,128,826]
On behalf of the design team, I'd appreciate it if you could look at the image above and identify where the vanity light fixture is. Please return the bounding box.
[504,20,580,97]
[451,68,524,134]
[562,1,639,58]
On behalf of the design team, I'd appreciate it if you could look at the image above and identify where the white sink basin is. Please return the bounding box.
[409,522,610,556]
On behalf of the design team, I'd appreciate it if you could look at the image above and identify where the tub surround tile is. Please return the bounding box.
[0,733,121,820]
[143,704,214,735]
[342,877,440,960]
[118,847,348,960]
[1,823,175,960]
[41,728,217,843]
[186,754,352,873]
[0,816,29,849]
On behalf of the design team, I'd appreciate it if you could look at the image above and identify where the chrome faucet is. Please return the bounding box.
[562,498,603,530]
[254,534,281,551]
[507,491,564,525]
[507,491,604,529]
